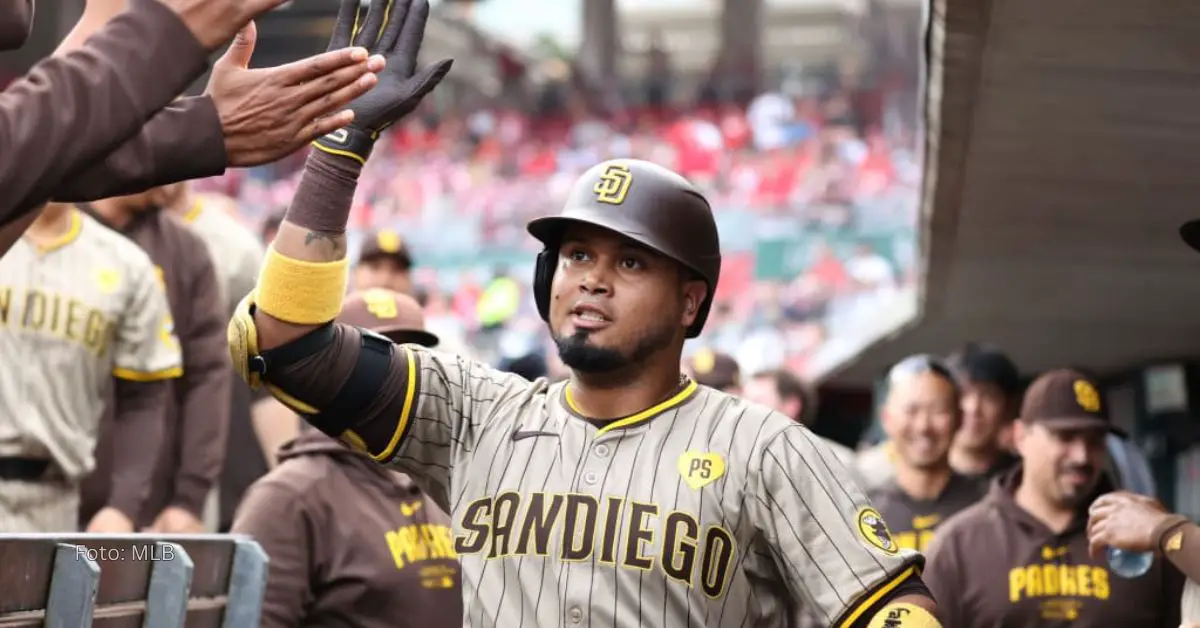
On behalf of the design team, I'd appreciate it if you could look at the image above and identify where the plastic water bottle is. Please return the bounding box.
[1107,547,1154,578]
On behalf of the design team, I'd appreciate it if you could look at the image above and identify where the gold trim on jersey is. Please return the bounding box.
[181,200,203,224]
[564,378,699,436]
[836,564,919,628]
[36,209,83,254]
[112,365,184,382]
[370,344,418,462]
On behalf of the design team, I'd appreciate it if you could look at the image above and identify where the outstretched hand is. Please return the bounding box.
[1086,490,1172,559]
[205,20,386,168]
[312,0,453,164]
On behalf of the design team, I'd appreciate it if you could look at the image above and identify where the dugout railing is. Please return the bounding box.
[0,533,267,627]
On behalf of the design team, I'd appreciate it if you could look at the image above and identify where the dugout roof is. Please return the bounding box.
[829,0,1200,385]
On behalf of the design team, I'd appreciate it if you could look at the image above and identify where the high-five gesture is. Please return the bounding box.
[312,0,452,164]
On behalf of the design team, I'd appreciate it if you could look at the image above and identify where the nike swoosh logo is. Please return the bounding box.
[511,430,559,442]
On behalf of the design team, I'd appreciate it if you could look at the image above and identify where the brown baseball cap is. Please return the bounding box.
[337,289,438,347]
[1019,368,1124,436]
[687,348,741,391]
[358,229,414,269]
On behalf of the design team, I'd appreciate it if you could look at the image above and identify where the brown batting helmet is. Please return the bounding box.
[526,159,721,338]
[337,288,438,347]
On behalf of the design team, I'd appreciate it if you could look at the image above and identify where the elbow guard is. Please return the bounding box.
[227,292,395,438]
[866,603,941,628]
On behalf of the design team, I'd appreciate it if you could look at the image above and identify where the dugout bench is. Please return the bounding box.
[0,534,267,627]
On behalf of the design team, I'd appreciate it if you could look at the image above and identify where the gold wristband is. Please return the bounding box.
[255,246,349,325]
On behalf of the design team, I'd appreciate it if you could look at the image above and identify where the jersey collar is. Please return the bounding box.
[561,377,700,436]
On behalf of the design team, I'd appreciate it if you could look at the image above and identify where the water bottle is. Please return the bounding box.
[1107,547,1154,578]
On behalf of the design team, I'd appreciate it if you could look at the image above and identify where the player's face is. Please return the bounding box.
[957,381,1013,452]
[549,225,705,374]
[883,372,959,470]
[354,258,413,296]
[1014,422,1106,508]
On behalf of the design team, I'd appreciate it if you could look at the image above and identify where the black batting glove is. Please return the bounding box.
[312,0,452,164]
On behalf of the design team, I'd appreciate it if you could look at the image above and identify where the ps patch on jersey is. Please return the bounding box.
[677,451,725,489]
[856,507,899,556]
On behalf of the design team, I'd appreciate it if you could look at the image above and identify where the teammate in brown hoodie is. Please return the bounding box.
[232,289,460,628]
[922,369,1183,627]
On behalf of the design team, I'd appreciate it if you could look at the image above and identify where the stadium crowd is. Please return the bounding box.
[196,81,922,380]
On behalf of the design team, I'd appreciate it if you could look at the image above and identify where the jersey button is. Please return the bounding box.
[594,444,610,457]
[569,608,583,623]
[584,471,599,486]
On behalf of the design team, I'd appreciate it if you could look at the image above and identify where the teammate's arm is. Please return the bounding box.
[168,236,231,519]
[0,0,289,232]
[105,248,185,527]
[98,378,170,529]
[747,423,939,628]
[230,480,317,628]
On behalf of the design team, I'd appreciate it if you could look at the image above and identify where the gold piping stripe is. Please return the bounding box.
[181,200,203,224]
[38,209,82,254]
[310,141,367,166]
[372,344,417,462]
[836,564,918,628]
[112,365,183,382]
[566,379,699,436]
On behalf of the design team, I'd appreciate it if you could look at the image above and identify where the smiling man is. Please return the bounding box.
[922,369,1183,627]
[868,355,984,554]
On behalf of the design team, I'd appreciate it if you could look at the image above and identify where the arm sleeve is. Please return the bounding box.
[258,328,533,509]
[52,97,227,203]
[230,481,316,628]
[920,525,964,628]
[0,0,211,225]
[107,379,169,520]
[747,423,923,628]
[172,241,231,515]
[113,255,183,382]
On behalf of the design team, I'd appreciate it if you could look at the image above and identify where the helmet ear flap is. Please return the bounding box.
[533,247,557,324]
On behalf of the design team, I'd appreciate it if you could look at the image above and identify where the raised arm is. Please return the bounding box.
[228,0,484,503]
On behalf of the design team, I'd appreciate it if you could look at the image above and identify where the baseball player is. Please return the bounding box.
[354,228,416,296]
[0,201,181,532]
[80,191,229,534]
[233,288,459,628]
[743,367,860,469]
[226,3,940,626]
[868,355,984,553]
[922,369,1183,627]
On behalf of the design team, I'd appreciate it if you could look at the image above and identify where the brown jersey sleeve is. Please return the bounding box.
[172,235,231,515]
[108,379,170,521]
[261,325,534,509]
[0,0,210,226]
[52,97,226,203]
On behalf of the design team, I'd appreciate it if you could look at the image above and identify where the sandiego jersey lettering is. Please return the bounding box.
[0,210,181,479]
[364,347,921,628]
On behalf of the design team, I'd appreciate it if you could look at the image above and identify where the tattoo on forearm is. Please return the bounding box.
[303,231,346,258]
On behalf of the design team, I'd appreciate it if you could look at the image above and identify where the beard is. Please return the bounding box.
[554,317,677,374]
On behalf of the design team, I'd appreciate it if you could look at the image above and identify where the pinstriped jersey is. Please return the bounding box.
[369,346,922,628]
[0,209,182,478]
